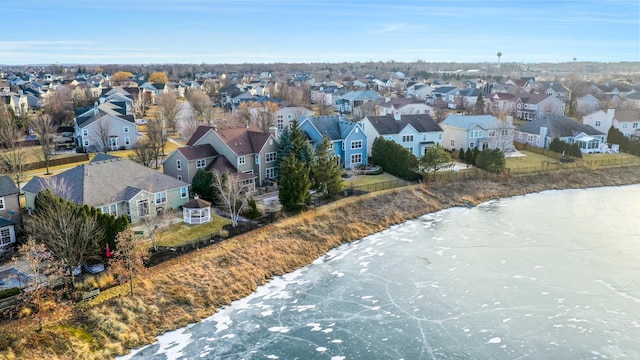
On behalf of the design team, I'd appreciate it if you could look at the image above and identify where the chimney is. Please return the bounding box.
[268,125,279,141]
[394,113,401,121]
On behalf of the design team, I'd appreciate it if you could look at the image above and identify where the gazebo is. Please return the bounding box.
[182,197,212,225]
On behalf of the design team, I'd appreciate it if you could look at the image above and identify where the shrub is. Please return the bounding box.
[0,287,20,300]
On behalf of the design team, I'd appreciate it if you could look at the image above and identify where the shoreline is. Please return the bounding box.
[3,166,640,359]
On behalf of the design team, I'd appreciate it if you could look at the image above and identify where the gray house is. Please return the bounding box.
[514,115,606,153]
[23,154,190,224]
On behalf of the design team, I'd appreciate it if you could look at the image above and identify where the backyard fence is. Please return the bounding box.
[346,178,415,194]
[24,153,89,171]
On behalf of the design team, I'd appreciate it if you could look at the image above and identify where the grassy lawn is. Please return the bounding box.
[582,152,638,161]
[506,150,558,168]
[152,214,232,248]
[343,172,404,187]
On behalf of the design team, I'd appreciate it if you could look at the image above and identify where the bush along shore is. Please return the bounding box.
[2,166,640,359]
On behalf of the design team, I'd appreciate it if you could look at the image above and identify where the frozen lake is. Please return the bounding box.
[121,185,640,359]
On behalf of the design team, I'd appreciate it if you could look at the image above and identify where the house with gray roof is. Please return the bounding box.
[23,154,190,224]
[515,115,605,153]
[514,93,566,121]
[441,114,515,152]
[361,114,443,158]
[336,90,380,114]
[583,108,640,139]
[162,144,219,184]
[299,115,367,169]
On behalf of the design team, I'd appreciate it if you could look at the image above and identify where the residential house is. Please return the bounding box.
[335,90,380,114]
[73,102,139,152]
[376,98,434,118]
[514,93,566,121]
[441,114,515,152]
[583,108,640,139]
[429,86,459,108]
[624,92,640,109]
[361,113,443,158]
[405,83,434,101]
[162,144,218,183]
[515,115,605,153]
[533,81,572,102]
[0,176,20,252]
[576,94,600,116]
[23,154,190,224]
[274,105,314,132]
[298,115,367,169]
[176,124,278,189]
[488,92,516,116]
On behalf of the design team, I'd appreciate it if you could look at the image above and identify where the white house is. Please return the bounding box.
[583,108,640,139]
[361,113,443,158]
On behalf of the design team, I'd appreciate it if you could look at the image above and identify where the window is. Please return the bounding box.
[124,126,129,133]
[634,122,639,129]
[277,118,284,131]
[265,152,277,162]
[84,140,89,147]
[488,130,496,137]
[450,139,455,147]
[384,136,392,140]
[423,134,427,141]
[0,228,11,245]
[622,123,628,129]
[137,199,149,217]
[108,137,118,150]
[238,156,246,166]
[109,204,117,216]
[328,142,334,150]
[287,114,292,119]
[0,197,4,210]
[405,147,414,154]
[266,167,276,179]
[82,129,88,137]
[527,134,534,142]
[196,159,206,168]
[350,153,362,166]
[155,192,167,204]
[177,175,182,181]
[469,130,484,138]
[176,159,182,170]
[595,121,601,127]
[124,137,131,146]
[180,186,188,199]
[402,135,414,142]
[351,140,363,149]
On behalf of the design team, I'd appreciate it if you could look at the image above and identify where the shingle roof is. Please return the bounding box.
[366,114,442,135]
[186,125,214,146]
[301,115,357,141]
[216,125,271,155]
[183,197,211,209]
[517,93,551,105]
[441,114,503,130]
[207,156,255,181]
[0,175,19,196]
[22,156,189,207]
[176,144,218,160]
[612,108,640,122]
[517,115,604,138]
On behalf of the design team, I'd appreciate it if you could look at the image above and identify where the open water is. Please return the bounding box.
[121,185,640,359]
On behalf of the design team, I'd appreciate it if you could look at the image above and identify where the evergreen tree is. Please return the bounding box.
[549,137,562,153]
[311,135,342,197]
[279,155,311,210]
[476,148,506,173]
[371,137,420,180]
[472,147,480,166]
[568,142,582,158]
[191,169,218,203]
[418,144,453,181]
[473,92,485,115]
[458,148,465,161]
[465,147,473,164]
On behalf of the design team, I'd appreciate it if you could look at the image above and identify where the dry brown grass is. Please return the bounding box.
[4,166,640,359]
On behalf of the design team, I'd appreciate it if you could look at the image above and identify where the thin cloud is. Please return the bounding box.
[367,24,406,34]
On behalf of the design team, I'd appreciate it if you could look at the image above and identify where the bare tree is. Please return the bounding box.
[146,115,168,168]
[157,92,180,133]
[42,87,73,126]
[129,140,155,167]
[491,117,515,152]
[180,113,202,141]
[252,101,279,132]
[109,229,148,297]
[31,115,56,175]
[212,170,250,227]
[187,90,212,120]
[26,189,102,297]
[94,116,113,153]
[11,239,66,329]
[0,111,28,190]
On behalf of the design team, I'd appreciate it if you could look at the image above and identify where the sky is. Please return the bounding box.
[1,0,638,65]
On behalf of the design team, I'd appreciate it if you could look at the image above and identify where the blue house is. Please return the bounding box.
[298,115,368,169]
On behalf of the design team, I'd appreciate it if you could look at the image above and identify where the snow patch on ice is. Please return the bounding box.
[487,337,502,344]
[268,326,290,333]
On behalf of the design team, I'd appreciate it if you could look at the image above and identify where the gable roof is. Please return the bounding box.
[365,114,442,135]
[0,175,19,196]
[186,125,214,146]
[23,156,189,207]
[517,93,552,105]
[216,125,272,155]
[517,115,604,138]
[176,144,218,160]
[300,115,358,141]
[441,114,503,130]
